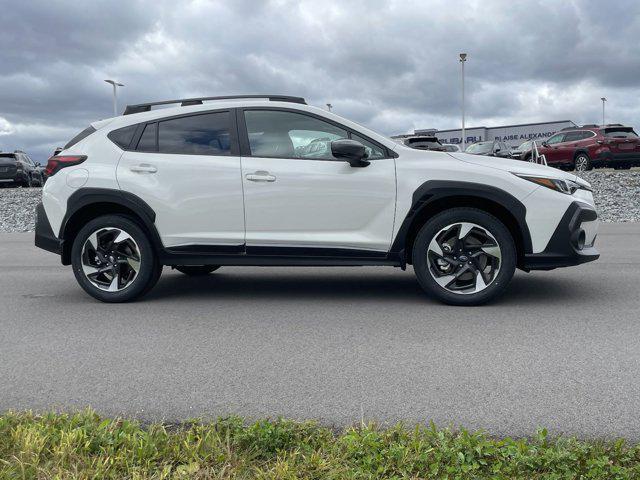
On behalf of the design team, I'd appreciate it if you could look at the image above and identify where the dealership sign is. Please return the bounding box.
[427,120,577,148]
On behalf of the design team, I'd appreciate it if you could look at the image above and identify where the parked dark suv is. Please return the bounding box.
[0,151,44,187]
[538,124,640,171]
[465,140,511,158]
[403,136,447,151]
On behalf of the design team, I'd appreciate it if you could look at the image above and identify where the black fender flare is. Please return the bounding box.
[390,180,533,258]
[60,188,163,263]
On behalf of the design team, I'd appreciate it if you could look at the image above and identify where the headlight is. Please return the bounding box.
[513,174,589,195]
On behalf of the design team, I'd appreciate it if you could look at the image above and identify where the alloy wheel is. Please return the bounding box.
[427,222,501,294]
[81,227,141,291]
[575,155,589,171]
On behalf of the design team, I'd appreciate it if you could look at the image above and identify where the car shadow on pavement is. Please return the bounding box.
[144,268,599,306]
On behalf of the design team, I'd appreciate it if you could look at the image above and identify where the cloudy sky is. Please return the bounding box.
[1,0,639,161]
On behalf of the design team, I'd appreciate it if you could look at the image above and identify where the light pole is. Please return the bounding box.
[459,53,467,151]
[104,79,124,116]
[326,103,333,112]
[600,97,607,126]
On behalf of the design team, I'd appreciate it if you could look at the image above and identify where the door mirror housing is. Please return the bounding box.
[541,141,549,147]
[331,139,370,167]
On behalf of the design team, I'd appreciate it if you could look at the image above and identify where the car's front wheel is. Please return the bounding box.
[71,215,161,302]
[574,153,591,172]
[412,208,516,306]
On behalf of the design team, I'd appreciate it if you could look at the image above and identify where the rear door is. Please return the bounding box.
[238,108,397,255]
[116,110,246,250]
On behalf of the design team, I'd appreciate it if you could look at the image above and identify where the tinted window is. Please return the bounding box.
[245,110,348,159]
[546,133,565,144]
[563,131,583,142]
[351,134,386,159]
[605,128,638,138]
[108,124,137,149]
[465,142,493,154]
[137,123,157,151]
[158,112,231,155]
[64,126,96,149]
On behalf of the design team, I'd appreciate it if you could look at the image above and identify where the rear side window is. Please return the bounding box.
[563,131,583,142]
[64,126,96,149]
[108,125,137,149]
[136,123,157,152]
[158,112,231,155]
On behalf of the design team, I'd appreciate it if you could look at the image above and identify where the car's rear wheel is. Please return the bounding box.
[412,208,516,306]
[174,265,220,276]
[71,215,160,302]
[574,153,591,172]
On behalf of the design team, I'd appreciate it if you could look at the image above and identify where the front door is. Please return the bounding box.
[238,108,397,255]
[116,110,245,249]
[540,132,566,164]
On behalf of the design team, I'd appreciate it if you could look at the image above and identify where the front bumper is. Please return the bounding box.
[523,201,599,270]
[34,202,63,255]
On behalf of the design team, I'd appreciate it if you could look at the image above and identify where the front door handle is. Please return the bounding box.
[246,171,276,182]
[130,163,157,174]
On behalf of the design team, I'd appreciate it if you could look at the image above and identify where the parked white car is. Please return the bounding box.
[36,95,599,305]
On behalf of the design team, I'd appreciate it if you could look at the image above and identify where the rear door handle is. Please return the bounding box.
[130,163,157,174]
[245,171,276,182]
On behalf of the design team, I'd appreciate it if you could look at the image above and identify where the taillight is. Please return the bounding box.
[45,155,87,176]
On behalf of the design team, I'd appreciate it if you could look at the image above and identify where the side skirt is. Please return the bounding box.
[159,245,402,267]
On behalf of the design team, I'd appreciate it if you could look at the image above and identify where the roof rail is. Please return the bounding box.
[581,124,600,128]
[123,95,307,115]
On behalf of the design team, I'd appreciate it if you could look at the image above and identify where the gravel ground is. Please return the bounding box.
[0,187,42,232]
[576,170,640,222]
[0,171,638,232]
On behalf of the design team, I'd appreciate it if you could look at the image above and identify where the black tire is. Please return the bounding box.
[174,265,220,276]
[574,153,591,172]
[71,215,159,303]
[522,153,531,162]
[412,208,516,306]
[22,175,33,188]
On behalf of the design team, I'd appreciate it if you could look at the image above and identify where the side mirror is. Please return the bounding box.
[331,139,370,167]
[541,141,549,147]
[494,147,501,153]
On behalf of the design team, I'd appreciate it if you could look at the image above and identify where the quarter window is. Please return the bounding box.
[158,112,231,155]
[244,110,348,159]
[107,125,137,150]
[137,123,157,151]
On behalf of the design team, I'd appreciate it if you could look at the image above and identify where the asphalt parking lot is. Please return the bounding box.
[1,223,639,439]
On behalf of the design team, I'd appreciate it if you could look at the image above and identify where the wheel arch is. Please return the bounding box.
[391,181,533,268]
[60,188,162,265]
[573,149,591,160]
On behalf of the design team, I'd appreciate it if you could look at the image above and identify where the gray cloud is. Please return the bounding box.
[1,0,639,161]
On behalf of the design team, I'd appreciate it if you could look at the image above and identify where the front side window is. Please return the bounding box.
[546,133,565,145]
[245,110,348,159]
[158,112,231,155]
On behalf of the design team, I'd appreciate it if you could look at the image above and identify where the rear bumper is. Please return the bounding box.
[34,203,63,255]
[593,151,640,167]
[523,201,599,270]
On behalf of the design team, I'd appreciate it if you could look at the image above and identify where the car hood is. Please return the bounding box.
[450,152,589,187]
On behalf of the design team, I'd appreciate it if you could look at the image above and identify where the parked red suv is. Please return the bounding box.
[538,124,640,171]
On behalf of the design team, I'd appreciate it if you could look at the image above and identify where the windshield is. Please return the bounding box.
[466,142,493,154]
[605,128,638,138]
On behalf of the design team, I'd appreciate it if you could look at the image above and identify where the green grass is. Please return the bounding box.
[1,410,640,479]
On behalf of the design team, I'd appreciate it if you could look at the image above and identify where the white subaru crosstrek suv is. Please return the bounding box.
[35,95,599,305]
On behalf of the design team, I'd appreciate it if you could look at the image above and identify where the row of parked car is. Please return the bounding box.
[0,150,48,187]
[402,124,640,172]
